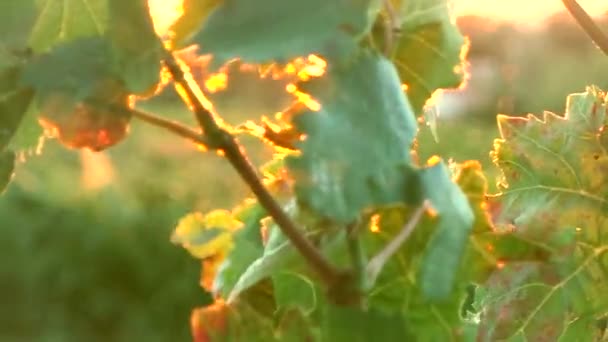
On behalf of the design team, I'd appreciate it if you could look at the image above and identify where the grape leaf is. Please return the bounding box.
[188,0,382,66]
[0,150,15,193]
[383,0,467,115]
[285,50,418,223]
[417,161,474,300]
[28,0,109,53]
[475,252,607,341]
[478,87,608,340]
[490,87,608,246]
[106,0,162,94]
[171,210,242,259]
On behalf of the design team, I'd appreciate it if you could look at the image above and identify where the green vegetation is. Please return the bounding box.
[2,0,608,340]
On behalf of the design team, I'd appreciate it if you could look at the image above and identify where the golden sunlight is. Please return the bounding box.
[148,0,608,36]
[148,0,183,36]
[454,0,607,26]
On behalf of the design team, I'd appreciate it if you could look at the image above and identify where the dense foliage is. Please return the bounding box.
[1,0,607,340]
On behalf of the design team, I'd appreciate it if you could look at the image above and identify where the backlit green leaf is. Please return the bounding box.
[189,0,381,66]
[490,87,608,247]
[28,0,108,53]
[286,50,417,223]
[21,38,114,102]
[479,86,608,340]
[385,0,467,115]
[107,0,162,94]
[24,0,161,96]
[418,161,474,300]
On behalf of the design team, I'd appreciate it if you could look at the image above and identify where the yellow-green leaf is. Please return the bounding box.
[172,210,242,259]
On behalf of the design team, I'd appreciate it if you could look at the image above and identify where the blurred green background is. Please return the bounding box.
[1,13,608,341]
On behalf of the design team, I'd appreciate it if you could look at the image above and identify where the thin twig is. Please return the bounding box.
[161,50,344,287]
[366,201,429,287]
[129,107,208,146]
[85,100,208,146]
[562,0,608,55]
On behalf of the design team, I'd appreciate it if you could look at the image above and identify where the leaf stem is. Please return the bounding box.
[365,201,428,287]
[562,0,608,55]
[382,0,401,56]
[346,221,367,291]
[161,50,344,287]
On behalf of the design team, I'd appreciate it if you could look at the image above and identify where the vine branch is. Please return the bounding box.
[365,201,428,286]
[160,50,344,287]
[562,0,608,55]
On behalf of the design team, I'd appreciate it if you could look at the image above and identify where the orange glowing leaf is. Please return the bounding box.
[191,300,230,342]
[38,92,132,152]
[201,254,225,292]
[292,90,321,112]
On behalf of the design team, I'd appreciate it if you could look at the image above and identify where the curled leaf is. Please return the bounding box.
[38,90,131,151]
